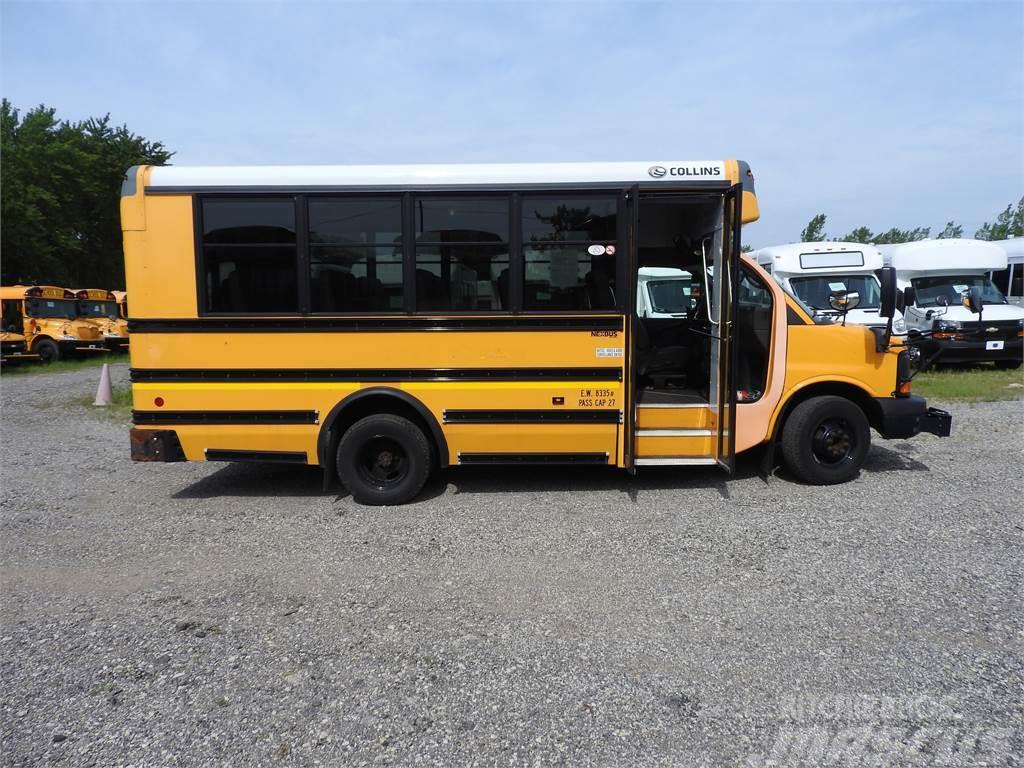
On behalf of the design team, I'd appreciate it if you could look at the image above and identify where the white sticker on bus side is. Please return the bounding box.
[596,347,624,358]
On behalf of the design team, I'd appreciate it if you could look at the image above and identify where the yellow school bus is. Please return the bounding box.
[0,285,106,362]
[1,330,29,361]
[71,288,129,351]
[123,160,950,504]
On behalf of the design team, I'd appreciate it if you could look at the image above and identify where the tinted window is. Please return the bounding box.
[202,199,298,313]
[416,198,508,242]
[521,195,617,310]
[2,300,23,331]
[789,276,880,310]
[309,198,401,246]
[736,267,773,401]
[309,198,403,312]
[522,197,616,242]
[414,197,510,311]
[25,298,78,319]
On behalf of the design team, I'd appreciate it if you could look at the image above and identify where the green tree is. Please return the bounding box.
[1,100,172,288]
[871,226,930,244]
[800,213,827,242]
[975,198,1024,240]
[935,221,963,239]
[838,226,875,243]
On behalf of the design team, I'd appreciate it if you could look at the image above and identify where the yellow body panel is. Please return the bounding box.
[635,406,713,430]
[122,195,197,318]
[635,434,714,457]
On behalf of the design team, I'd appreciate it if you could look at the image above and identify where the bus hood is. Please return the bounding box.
[929,303,1024,323]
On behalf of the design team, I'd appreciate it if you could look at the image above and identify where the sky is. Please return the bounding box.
[2,0,1022,247]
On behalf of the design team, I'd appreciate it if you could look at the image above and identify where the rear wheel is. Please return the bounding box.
[34,338,59,364]
[336,414,432,505]
[781,396,870,485]
[995,359,1022,370]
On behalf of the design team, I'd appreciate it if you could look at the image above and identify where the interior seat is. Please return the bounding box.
[636,318,689,388]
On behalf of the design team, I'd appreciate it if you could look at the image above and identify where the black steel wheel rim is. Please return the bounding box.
[357,436,408,489]
[811,417,855,465]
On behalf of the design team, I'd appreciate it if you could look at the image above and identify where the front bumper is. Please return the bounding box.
[104,336,129,352]
[874,395,952,439]
[59,338,107,353]
[1,341,27,356]
[918,336,1023,365]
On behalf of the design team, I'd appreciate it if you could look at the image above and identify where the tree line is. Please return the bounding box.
[1,100,172,290]
[797,198,1024,245]
[2,100,1022,287]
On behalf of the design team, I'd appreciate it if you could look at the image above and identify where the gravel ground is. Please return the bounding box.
[2,363,1022,767]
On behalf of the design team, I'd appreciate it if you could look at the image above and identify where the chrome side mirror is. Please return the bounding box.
[828,290,861,312]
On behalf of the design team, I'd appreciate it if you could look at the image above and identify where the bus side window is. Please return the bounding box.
[413,196,510,312]
[201,198,298,313]
[736,267,773,399]
[2,300,22,332]
[521,195,618,311]
[309,197,404,312]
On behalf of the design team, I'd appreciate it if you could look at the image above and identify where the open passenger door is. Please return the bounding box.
[710,185,742,472]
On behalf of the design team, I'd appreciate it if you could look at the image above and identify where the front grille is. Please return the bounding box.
[956,320,1021,341]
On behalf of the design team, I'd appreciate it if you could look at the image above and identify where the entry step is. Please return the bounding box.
[636,405,714,430]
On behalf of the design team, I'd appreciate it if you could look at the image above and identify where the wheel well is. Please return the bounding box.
[31,335,55,349]
[773,381,883,441]
[317,388,449,473]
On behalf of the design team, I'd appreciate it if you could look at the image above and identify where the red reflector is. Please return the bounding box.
[154,397,165,407]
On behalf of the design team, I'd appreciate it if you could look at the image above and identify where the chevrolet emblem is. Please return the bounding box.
[985,327,999,333]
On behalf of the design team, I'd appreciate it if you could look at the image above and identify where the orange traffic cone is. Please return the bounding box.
[94,363,113,406]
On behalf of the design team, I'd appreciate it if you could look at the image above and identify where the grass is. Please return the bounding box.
[912,364,1024,402]
[68,386,134,422]
[1,353,125,376]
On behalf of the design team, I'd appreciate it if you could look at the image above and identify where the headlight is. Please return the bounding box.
[893,317,906,334]
[933,319,961,332]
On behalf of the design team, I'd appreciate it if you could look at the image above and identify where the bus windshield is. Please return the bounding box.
[911,275,1007,308]
[646,279,692,314]
[789,275,881,310]
[78,300,118,318]
[25,297,77,319]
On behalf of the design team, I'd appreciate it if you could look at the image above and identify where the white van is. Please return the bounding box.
[750,242,905,332]
[880,238,1023,369]
[636,267,696,318]
[991,238,1023,305]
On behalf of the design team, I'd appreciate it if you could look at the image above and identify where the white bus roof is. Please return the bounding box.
[142,160,741,190]
[878,238,1006,273]
[749,241,883,273]
[994,238,1024,265]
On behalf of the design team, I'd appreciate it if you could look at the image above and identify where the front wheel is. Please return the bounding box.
[34,338,60,364]
[336,414,432,505]
[781,396,870,485]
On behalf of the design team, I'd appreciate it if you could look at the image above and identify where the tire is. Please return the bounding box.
[995,359,1022,370]
[780,396,870,485]
[34,338,60,364]
[336,414,432,505]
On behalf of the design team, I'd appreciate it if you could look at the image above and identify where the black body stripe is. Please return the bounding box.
[205,449,308,464]
[458,452,610,465]
[127,316,624,333]
[444,409,620,424]
[145,181,730,196]
[130,367,623,383]
[133,410,318,425]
